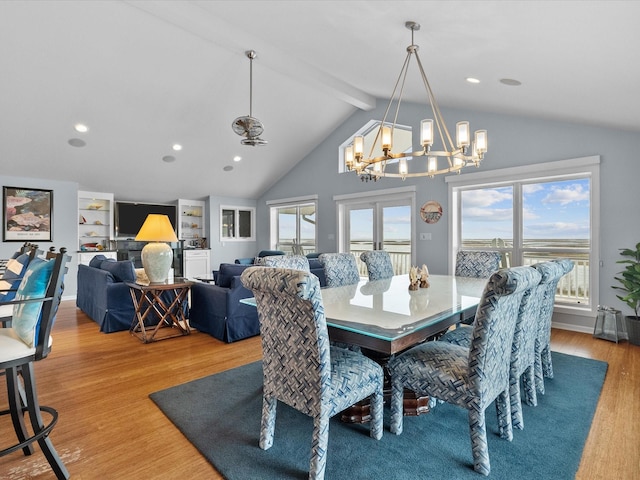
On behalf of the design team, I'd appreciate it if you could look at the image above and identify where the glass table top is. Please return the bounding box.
[321,274,486,342]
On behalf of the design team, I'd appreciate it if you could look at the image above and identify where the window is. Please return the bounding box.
[220,206,255,241]
[448,156,599,314]
[267,196,317,255]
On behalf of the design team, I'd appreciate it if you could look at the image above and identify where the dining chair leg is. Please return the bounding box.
[21,363,69,479]
[469,408,490,476]
[389,376,404,435]
[259,395,277,450]
[309,411,329,480]
[369,390,383,440]
[6,366,35,455]
[509,375,524,430]
[522,366,537,407]
[495,389,512,441]
[541,346,554,378]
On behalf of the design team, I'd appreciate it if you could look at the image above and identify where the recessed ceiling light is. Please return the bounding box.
[466,77,480,84]
[162,155,176,163]
[500,78,522,86]
[74,123,89,133]
[223,165,234,172]
[172,144,182,151]
[233,155,242,162]
[68,138,86,147]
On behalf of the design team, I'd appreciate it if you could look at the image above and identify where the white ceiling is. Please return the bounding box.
[1,1,638,203]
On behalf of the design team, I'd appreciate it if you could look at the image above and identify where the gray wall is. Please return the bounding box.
[257,99,640,331]
[0,175,79,299]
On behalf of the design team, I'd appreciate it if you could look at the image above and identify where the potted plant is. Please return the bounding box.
[612,242,640,345]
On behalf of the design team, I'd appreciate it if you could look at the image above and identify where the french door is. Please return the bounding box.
[340,197,413,275]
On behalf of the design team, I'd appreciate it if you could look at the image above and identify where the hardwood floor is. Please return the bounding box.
[1,301,638,479]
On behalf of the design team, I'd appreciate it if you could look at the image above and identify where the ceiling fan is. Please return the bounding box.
[232,50,267,146]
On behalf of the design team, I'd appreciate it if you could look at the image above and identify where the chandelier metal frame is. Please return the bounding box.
[345,21,487,181]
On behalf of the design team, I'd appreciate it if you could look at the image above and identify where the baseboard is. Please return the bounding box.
[551,321,593,334]
[62,294,76,302]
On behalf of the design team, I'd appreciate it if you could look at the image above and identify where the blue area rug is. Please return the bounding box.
[150,352,607,479]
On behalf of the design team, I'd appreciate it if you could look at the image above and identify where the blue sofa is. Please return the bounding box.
[76,255,139,333]
[189,259,327,343]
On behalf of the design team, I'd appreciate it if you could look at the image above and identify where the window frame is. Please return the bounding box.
[267,195,318,254]
[219,205,255,242]
[447,156,600,316]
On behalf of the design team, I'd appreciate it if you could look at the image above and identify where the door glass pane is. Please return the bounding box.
[349,207,374,275]
[461,186,513,249]
[382,205,411,274]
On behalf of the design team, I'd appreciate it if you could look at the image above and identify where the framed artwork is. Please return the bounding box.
[419,200,443,224]
[3,186,53,241]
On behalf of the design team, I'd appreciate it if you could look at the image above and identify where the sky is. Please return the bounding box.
[462,178,590,240]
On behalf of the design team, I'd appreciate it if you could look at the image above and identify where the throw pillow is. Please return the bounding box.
[0,252,32,302]
[100,260,136,283]
[12,258,53,348]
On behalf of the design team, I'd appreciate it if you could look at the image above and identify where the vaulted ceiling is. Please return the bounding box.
[2,1,638,203]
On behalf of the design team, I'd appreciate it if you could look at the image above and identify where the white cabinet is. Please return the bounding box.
[183,249,211,279]
[178,199,206,245]
[78,191,114,253]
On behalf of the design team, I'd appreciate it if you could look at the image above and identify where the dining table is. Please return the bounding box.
[322,273,487,356]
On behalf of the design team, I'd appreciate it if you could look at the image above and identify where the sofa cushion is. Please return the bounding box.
[100,259,136,283]
[89,254,109,269]
[216,263,250,288]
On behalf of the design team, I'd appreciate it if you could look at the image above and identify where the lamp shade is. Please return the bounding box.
[135,214,178,242]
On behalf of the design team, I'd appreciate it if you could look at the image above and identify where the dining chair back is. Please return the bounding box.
[261,254,310,271]
[388,265,541,475]
[318,253,360,287]
[359,250,394,280]
[241,267,383,480]
[455,250,502,278]
[0,248,71,479]
[531,259,574,394]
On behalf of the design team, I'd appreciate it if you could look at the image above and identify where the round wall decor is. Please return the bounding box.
[420,200,443,224]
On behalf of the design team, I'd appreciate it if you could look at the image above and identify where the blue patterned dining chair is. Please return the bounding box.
[441,267,544,429]
[387,266,541,476]
[262,254,310,271]
[0,248,71,479]
[531,259,574,394]
[455,250,502,278]
[318,253,360,287]
[240,267,384,480]
[359,250,394,280]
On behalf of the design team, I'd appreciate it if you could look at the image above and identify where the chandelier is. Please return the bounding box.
[344,21,487,181]
[232,50,267,146]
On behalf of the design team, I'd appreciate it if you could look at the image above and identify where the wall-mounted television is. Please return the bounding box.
[115,202,177,239]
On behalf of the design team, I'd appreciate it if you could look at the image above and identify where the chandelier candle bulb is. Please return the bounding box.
[421,119,434,148]
[475,130,488,155]
[428,156,437,175]
[456,121,470,149]
[345,145,354,170]
[354,135,364,159]
[382,126,392,151]
[399,158,408,178]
